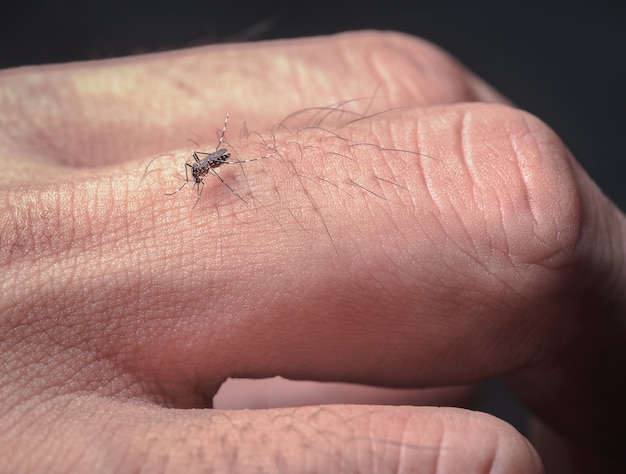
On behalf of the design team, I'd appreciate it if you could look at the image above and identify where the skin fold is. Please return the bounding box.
[0,31,624,473]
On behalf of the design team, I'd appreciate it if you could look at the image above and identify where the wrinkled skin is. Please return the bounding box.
[0,31,624,473]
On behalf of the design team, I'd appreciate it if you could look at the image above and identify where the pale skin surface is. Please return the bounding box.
[0,31,624,473]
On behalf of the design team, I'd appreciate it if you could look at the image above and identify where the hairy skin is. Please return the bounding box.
[0,31,624,473]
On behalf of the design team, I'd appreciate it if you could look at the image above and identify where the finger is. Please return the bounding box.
[4,103,624,464]
[0,31,506,168]
[3,397,542,473]
[5,103,561,396]
[0,104,599,392]
[23,106,578,385]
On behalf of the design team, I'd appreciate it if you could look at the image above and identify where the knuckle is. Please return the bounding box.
[342,30,477,104]
[460,103,582,266]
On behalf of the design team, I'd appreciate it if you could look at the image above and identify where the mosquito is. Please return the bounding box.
[166,114,273,208]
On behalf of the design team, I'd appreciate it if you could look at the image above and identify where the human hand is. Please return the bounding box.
[1,31,624,473]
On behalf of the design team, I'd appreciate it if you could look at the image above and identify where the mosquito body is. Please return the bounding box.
[166,114,273,208]
[167,148,239,208]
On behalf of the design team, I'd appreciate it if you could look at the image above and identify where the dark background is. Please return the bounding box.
[1,0,624,434]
